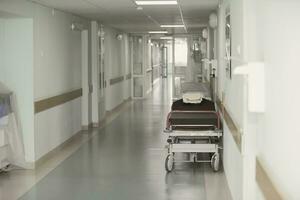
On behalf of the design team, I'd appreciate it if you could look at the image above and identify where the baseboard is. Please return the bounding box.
[106,97,132,115]
[22,162,35,170]
[82,123,93,131]
[34,130,83,168]
[33,97,132,169]
[92,122,99,128]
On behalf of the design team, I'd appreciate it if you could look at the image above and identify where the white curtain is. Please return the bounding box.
[0,82,27,170]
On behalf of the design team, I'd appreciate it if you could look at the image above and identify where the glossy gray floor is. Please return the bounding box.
[20,79,232,200]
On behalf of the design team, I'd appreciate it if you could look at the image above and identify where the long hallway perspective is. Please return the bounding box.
[18,79,231,200]
[2,0,300,199]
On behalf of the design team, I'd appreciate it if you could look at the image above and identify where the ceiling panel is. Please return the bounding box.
[142,6,179,16]
[32,0,100,14]
[30,0,219,34]
[178,0,218,8]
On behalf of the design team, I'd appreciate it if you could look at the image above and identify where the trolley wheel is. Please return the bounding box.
[211,153,220,172]
[165,154,174,172]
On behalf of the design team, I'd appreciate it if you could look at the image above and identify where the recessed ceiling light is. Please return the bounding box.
[160,36,173,40]
[160,24,185,28]
[148,31,168,34]
[135,1,177,5]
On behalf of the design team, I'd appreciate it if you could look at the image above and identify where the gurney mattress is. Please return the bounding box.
[172,99,215,111]
[169,98,219,130]
[169,112,218,129]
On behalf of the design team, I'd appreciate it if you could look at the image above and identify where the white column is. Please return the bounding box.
[207,26,211,60]
[123,34,129,100]
[217,5,226,99]
[81,30,89,129]
[172,36,175,99]
[91,21,99,127]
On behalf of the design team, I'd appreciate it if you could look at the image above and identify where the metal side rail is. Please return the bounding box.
[164,129,222,137]
[163,128,223,173]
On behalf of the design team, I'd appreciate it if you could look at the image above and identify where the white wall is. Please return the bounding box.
[0,1,133,163]
[104,27,122,111]
[144,36,152,95]
[217,0,246,198]
[246,0,300,199]
[218,0,300,199]
[33,6,87,161]
[91,21,101,123]
[33,8,84,99]
[104,27,130,111]
[166,43,173,75]
[122,34,131,100]
[151,42,162,84]
[81,30,90,128]
[105,27,123,78]
[222,123,243,200]
[0,0,89,162]
[0,17,34,162]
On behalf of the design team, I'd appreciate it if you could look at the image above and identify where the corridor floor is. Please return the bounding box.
[19,80,232,200]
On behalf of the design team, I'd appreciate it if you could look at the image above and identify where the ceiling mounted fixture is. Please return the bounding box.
[160,36,173,40]
[148,31,168,34]
[202,28,208,39]
[135,1,177,5]
[160,24,185,28]
[116,34,123,41]
[71,22,86,31]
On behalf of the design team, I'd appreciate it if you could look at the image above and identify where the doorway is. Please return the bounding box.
[91,21,106,126]
[161,46,168,78]
[172,37,188,99]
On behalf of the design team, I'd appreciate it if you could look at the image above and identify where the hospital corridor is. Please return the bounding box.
[4,79,232,200]
[0,0,300,200]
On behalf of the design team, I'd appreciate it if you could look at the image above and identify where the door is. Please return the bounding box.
[81,29,90,129]
[131,36,145,99]
[161,46,168,78]
[172,37,188,99]
[91,21,105,126]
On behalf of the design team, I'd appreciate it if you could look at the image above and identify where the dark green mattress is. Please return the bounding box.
[168,98,220,130]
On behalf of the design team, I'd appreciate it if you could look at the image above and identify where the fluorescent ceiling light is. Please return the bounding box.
[160,24,185,28]
[148,31,168,34]
[135,1,177,5]
[160,36,173,40]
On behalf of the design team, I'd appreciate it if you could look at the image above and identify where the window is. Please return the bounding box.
[174,38,188,67]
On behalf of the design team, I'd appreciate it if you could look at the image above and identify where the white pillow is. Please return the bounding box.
[183,92,204,104]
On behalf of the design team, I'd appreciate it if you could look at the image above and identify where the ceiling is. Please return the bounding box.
[30,0,219,34]
[0,10,21,18]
